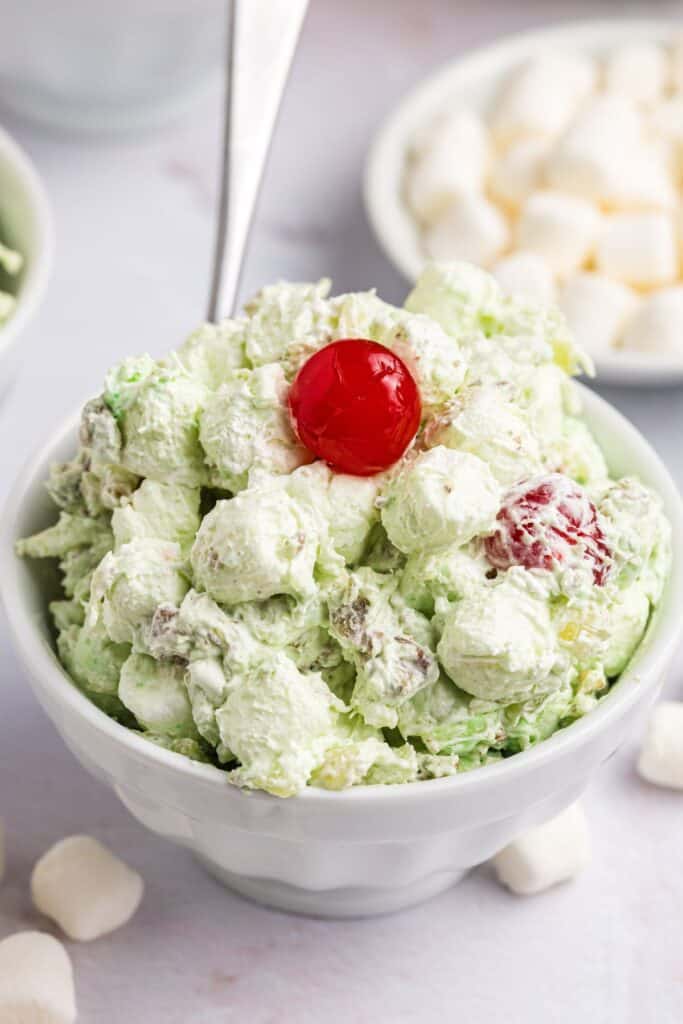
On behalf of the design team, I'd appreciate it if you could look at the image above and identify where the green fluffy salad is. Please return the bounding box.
[18,262,671,797]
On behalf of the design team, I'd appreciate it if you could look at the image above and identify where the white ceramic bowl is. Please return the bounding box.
[0,125,53,394]
[364,19,683,388]
[0,0,224,135]
[2,388,682,918]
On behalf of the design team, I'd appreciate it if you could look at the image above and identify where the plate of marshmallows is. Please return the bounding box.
[365,19,683,386]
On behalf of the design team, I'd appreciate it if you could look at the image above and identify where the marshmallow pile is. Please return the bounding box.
[405,41,683,362]
[0,829,143,1022]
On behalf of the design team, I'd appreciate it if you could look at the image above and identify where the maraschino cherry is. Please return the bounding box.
[288,339,421,476]
[485,473,612,585]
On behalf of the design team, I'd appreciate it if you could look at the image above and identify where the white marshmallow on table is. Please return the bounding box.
[488,136,550,211]
[603,43,667,105]
[492,802,590,896]
[516,191,600,277]
[638,701,683,789]
[424,193,510,267]
[559,272,638,357]
[406,109,490,225]
[0,931,76,1024]
[492,250,557,306]
[31,834,144,941]
[621,288,683,357]
[490,53,597,147]
[595,212,679,288]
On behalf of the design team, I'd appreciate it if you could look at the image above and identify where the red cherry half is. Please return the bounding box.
[485,473,612,586]
[288,339,421,476]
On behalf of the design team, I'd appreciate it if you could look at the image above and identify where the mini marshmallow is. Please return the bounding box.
[32,835,144,941]
[638,701,683,789]
[488,137,550,211]
[492,250,557,306]
[559,272,639,356]
[493,802,590,896]
[424,194,510,266]
[546,95,675,211]
[606,150,678,212]
[604,43,667,104]
[649,97,683,181]
[670,36,683,91]
[621,288,683,356]
[0,931,76,1024]
[595,212,679,288]
[516,191,600,277]
[407,109,490,225]
[490,53,597,146]
[553,93,643,156]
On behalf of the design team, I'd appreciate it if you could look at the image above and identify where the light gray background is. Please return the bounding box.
[1,2,683,1021]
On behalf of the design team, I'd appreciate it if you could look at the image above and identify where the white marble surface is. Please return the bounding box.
[1,2,683,1021]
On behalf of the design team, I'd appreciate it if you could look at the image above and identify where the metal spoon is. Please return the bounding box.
[206,0,310,323]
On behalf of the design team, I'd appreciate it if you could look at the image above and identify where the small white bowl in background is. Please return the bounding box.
[364,19,683,387]
[0,125,53,396]
[0,0,225,135]
[1,387,681,918]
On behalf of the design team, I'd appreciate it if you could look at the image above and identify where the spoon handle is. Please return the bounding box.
[206,0,309,323]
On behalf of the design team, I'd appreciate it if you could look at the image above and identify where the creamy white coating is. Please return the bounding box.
[118,653,197,737]
[382,446,500,554]
[424,383,543,486]
[215,651,345,797]
[88,538,188,646]
[437,573,564,702]
[191,487,320,605]
[199,362,312,491]
[286,461,380,563]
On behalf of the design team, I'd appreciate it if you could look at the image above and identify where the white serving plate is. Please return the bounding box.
[364,19,683,387]
[2,386,682,918]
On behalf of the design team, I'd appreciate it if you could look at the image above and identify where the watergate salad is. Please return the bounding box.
[17,262,671,797]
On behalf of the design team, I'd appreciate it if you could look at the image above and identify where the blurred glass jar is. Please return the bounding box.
[0,0,225,134]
